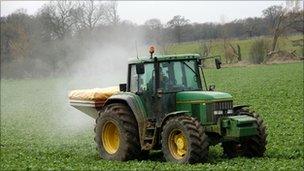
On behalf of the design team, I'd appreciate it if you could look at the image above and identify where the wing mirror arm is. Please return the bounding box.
[199,65,208,91]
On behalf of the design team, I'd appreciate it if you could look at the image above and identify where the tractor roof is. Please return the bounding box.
[128,53,201,64]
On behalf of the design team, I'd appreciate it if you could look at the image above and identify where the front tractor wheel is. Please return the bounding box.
[94,103,141,161]
[161,116,209,164]
[222,111,267,158]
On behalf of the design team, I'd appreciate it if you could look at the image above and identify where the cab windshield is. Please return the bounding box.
[160,60,201,92]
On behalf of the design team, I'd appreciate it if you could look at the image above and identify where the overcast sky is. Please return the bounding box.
[1,1,286,24]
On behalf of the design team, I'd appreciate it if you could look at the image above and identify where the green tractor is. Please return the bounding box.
[70,52,267,164]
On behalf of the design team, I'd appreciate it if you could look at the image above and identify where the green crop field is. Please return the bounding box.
[1,62,303,170]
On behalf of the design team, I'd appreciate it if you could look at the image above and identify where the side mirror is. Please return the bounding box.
[136,63,145,74]
[119,83,127,92]
[215,58,222,69]
[208,84,215,91]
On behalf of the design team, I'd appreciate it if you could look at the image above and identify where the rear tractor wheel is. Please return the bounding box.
[94,103,141,161]
[161,115,209,164]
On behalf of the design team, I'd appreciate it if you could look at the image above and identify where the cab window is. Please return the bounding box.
[129,63,154,93]
[159,60,200,92]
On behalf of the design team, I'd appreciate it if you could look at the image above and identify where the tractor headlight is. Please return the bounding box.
[227,109,234,114]
[214,110,223,115]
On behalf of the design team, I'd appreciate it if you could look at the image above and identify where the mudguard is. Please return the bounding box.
[159,111,189,128]
[233,105,250,112]
[104,92,147,147]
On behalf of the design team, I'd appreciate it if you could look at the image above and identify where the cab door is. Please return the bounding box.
[128,63,156,119]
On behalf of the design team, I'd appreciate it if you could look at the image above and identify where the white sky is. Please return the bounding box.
[1,1,286,24]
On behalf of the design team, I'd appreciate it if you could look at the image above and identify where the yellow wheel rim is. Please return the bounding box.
[168,129,187,159]
[102,121,120,154]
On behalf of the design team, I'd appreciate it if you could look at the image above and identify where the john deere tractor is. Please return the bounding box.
[69,51,267,164]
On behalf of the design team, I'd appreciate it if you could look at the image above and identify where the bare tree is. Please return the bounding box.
[144,18,163,45]
[287,10,304,33]
[167,15,190,43]
[198,40,213,57]
[145,18,162,31]
[244,17,259,37]
[263,3,303,51]
[39,1,76,40]
[71,0,106,31]
[219,15,237,63]
[1,9,33,62]
[263,5,286,52]
[104,1,119,26]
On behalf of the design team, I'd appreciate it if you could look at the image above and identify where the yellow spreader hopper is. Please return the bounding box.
[68,86,119,118]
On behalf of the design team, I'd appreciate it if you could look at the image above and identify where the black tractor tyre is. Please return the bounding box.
[222,141,241,158]
[161,115,209,164]
[222,110,267,158]
[242,112,267,157]
[94,103,141,161]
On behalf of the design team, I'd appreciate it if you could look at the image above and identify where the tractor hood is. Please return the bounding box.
[176,91,232,103]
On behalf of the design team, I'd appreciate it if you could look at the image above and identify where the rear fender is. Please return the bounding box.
[104,92,147,147]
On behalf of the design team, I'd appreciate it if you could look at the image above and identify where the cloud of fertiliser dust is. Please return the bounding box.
[53,28,150,135]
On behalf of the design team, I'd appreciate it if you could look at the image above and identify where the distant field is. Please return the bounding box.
[1,62,303,170]
[165,34,303,61]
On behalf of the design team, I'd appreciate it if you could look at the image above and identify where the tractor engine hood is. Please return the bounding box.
[176,91,233,103]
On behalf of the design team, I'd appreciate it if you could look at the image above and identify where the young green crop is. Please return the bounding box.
[1,62,303,170]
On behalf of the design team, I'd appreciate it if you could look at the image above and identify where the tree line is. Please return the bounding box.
[1,1,303,78]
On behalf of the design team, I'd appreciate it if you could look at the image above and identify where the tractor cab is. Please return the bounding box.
[126,52,226,124]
